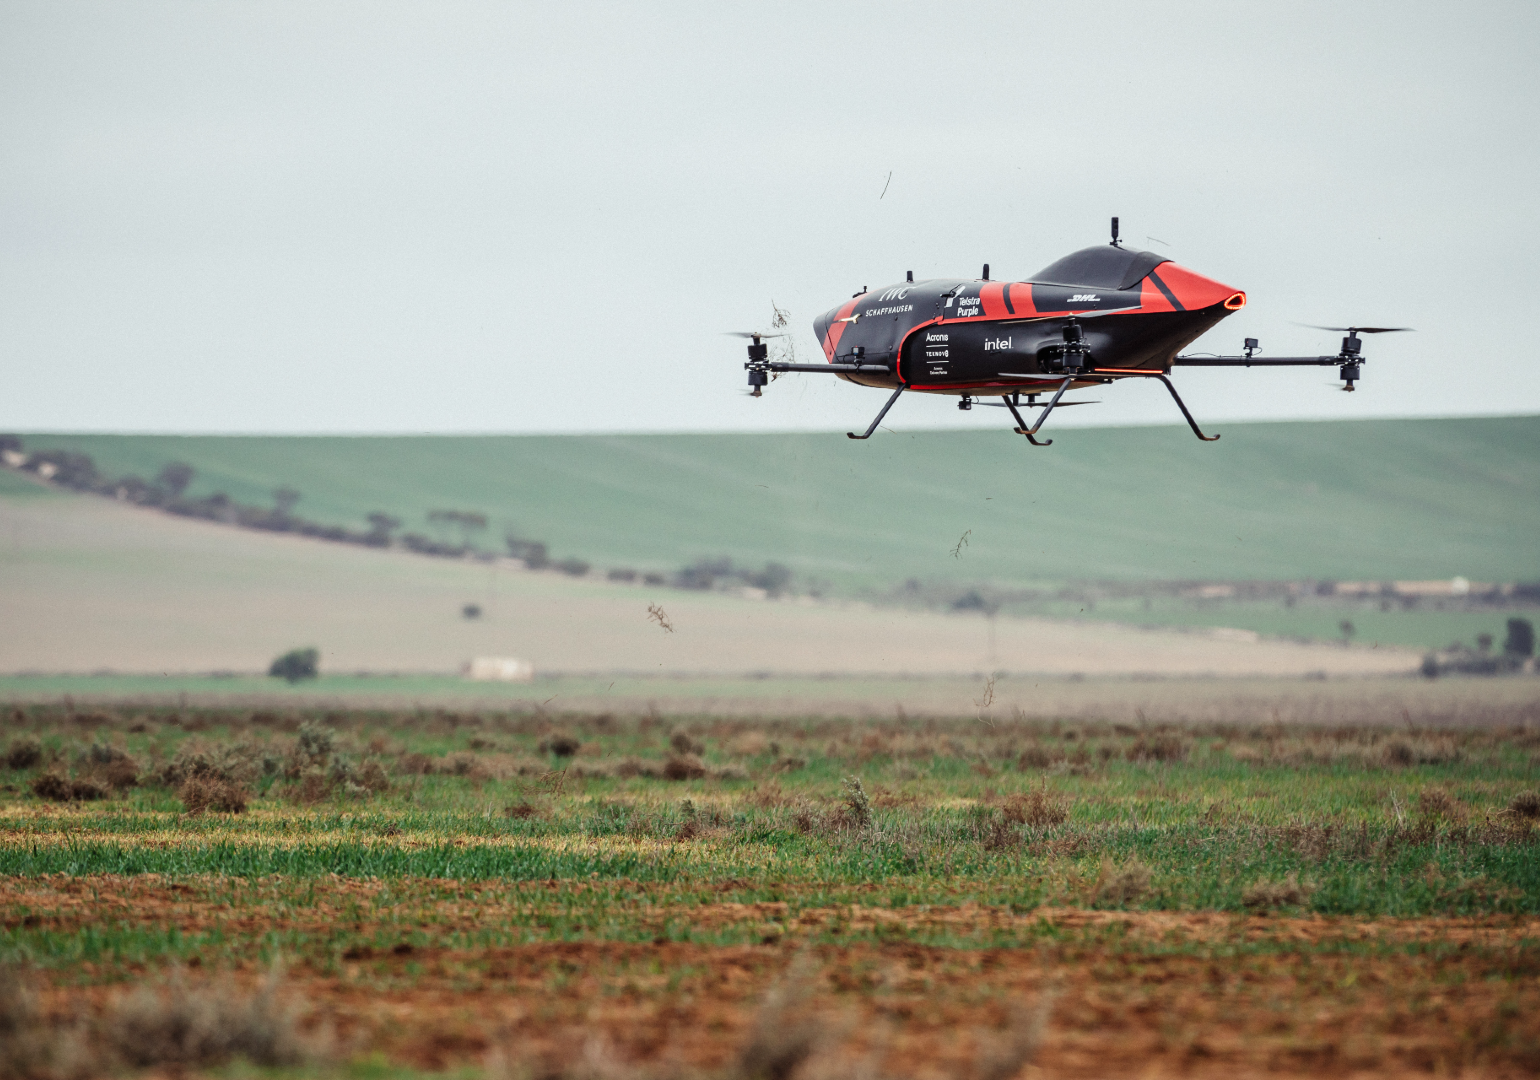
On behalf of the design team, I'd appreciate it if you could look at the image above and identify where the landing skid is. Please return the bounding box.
[842,373,1218,445]
[991,374,1217,446]
[846,385,905,440]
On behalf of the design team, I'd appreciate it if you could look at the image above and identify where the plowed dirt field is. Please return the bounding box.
[9,876,1539,1079]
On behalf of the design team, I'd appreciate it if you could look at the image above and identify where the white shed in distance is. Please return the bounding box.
[464,657,535,682]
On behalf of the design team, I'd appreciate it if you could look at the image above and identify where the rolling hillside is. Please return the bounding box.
[17,417,1539,591]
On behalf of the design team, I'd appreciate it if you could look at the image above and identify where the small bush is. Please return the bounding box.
[156,743,262,787]
[1003,788,1069,827]
[5,736,43,770]
[1242,871,1317,912]
[1094,858,1152,906]
[1509,790,1540,819]
[663,754,707,781]
[840,774,872,830]
[106,969,302,1068]
[503,801,539,819]
[540,734,582,758]
[295,720,335,763]
[1126,735,1189,763]
[1417,787,1468,823]
[1384,736,1461,766]
[179,776,249,814]
[31,772,109,802]
[355,758,391,793]
[670,731,706,756]
[1016,745,1065,770]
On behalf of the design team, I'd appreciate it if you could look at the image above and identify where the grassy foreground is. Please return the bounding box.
[3,702,1539,1077]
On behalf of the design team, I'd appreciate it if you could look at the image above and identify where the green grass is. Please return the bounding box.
[5,700,1539,1077]
[17,415,1540,590]
[2,702,1537,942]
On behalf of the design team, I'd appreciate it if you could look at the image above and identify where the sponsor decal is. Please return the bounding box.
[983,336,1012,352]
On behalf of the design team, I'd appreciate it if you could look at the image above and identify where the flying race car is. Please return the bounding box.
[736,219,1407,444]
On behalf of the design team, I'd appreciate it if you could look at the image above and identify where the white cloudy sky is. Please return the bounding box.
[2,0,1536,435]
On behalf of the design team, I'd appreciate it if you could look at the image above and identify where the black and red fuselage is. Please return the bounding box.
[812,244,1247,395]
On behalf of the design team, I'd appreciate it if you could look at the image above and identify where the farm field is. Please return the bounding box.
[3,700,1539,1078]
[0,486,1430,677]
[17,415,1540,592]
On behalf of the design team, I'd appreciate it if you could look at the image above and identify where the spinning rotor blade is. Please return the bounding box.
[724,331,788,339]
[1297,324,1413,334]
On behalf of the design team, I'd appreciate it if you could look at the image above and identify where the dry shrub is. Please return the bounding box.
[440,751,480,776]
[106,968,302,1069]
[729,731,770,756]
[354,759,391,793]
[31,772,108,802]
[539,734,581,758]
[1,963,303,1076]
[670,731,706,756]
[503,801,539,819]
[772,755,808,773]
[1026,829,1099,859]
[1417,787,1468,824]
[291,769,331,805]
[792,805,820,835]
[1016,744,1065,770]
[1228,743,1265,765]
[1508,790,1540,819]
[396,752,434,775]
[673,818,701,842]
[612,758,662,780]
[1384,736,1461,767]
[840,775,872,830]
[156,743,265,787]
[663,754,707,781]
[1094,857,1152,906]
[1002,788,1069,828]
[1126,734,1189,763]
[1242,871,1317,911]
[178,776,249,814]
[5,736,43,770]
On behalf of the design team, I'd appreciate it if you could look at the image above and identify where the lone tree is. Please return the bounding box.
[155,462,195,498]
[1504,618,1535,658]
[364,512,401,547]
[268,647,320,683]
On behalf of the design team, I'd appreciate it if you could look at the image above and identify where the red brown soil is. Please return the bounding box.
[7,875,1539,1079]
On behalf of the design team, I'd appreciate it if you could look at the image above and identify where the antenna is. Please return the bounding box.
[1110,216,1120,247]
[982,263,990,280]
[906,270,913,282]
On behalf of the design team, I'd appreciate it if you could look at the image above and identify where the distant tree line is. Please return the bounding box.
[0,434,808,595]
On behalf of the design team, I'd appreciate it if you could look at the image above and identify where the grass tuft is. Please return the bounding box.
[1242,871,1318,912]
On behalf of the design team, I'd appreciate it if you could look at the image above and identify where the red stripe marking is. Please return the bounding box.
[821,298,861,361]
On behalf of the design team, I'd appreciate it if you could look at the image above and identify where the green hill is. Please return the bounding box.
[15,416,1540,590]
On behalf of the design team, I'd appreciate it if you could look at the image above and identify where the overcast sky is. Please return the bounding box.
[2,0,1537,435]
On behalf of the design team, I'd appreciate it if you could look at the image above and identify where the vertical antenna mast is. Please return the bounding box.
[1110,216,1120,247]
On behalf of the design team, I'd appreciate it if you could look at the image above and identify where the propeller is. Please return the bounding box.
[1297,324,1412,334]
[724,331,788,339]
